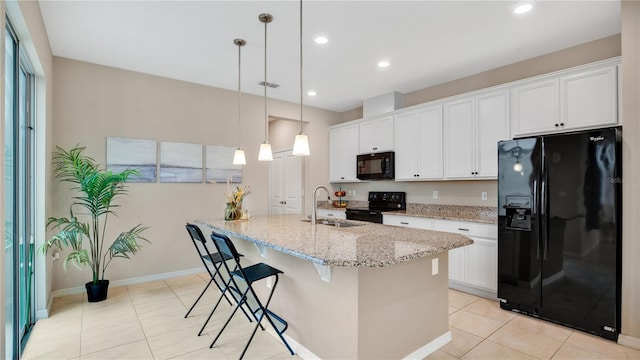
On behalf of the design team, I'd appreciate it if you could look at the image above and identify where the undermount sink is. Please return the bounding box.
[300,219,363,228]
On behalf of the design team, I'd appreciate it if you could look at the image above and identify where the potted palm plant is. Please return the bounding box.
[41,145,149,302]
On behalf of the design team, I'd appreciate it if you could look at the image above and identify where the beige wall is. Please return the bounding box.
[51,57,340,290]
[620,0,640,343]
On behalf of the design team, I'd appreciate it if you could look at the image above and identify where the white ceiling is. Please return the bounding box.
[38,1,621,113]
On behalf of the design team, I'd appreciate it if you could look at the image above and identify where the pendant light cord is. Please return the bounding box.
[299,0,303,135]
[264,17,268,143]
[237,41,242,146]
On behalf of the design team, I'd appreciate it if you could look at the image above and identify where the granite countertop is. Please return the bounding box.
[195,214,472,268]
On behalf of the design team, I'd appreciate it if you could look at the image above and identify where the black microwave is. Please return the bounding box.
[357,151,395,180]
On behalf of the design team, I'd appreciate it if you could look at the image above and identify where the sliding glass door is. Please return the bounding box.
[4,19,36,360]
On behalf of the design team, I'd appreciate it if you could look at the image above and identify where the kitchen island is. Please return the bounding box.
[196,214,472,359]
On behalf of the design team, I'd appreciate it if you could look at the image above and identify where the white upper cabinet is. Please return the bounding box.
[512,61,618,137]
[561,65,618,130]
[394,105,443,181]
[511,79,560,136]
[359,116,394,153]
[444,99,475,178]
[329,123,360,183]
[476,90,510,177]
[445,89,510,179]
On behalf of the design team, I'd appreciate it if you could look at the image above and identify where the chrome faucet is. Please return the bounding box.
[312,185,331,224]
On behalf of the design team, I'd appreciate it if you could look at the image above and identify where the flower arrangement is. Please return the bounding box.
[224,180,251,221]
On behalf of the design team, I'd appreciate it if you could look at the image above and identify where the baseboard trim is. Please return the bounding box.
[448,281,496,300]
[619,334,640,350]
[261,326,321,359]
[35,292,55,320]
[403,331,452,360]
[51,267,204,298]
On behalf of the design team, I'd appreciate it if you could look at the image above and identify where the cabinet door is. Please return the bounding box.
[448,247,465,283]
[475,90,509,178]
[444,99,474,178]
[464,237,497,291]
[359,116,394,153]
[317,209,346,220]
[417,106,444,179]
[329,124,360,182]
[394,112,419,180]
[561,66,617,130]
[512,79,559,136]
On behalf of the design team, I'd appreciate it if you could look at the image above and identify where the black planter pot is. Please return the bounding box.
[85,280,110,302]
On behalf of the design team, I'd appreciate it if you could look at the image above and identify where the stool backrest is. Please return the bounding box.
[210,230,260,310]
[210,231,242,263]
[185,223,218,279]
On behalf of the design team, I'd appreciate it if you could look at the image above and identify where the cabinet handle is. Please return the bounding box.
[555,123,559,127]
[372,147,378,150]
[457,228,470,232]
[340,177,345,179]
[400,222,410,225]
[328,214,334,217]
[560,123,565,126]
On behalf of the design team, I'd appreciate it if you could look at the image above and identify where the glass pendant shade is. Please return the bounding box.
[233,148,246,165]
[292,133,310,156]
[258,142,273,161]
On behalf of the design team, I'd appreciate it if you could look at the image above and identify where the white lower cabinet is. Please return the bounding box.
[432,219,498,297]
[316,208,346,220]
[382,214,433,230]
[448,247,465,283]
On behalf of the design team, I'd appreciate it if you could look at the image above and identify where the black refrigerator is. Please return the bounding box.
[497,126,621,341]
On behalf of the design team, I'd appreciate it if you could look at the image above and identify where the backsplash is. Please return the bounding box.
[404,203,497,223]
[317,200,497,223]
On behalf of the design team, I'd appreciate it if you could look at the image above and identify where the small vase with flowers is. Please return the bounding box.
[224,181,251,221]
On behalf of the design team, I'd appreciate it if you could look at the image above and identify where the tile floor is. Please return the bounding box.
[22,274,639,360]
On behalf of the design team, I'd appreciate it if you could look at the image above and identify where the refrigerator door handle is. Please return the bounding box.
[541,156,549,261]
[533,179,540,260]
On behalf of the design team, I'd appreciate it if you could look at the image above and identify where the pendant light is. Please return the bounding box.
[258,13,274,162]
[232,38,247,165]
[292,0,310,156]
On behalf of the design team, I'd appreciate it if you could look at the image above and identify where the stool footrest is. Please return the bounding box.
[254,308,289,334]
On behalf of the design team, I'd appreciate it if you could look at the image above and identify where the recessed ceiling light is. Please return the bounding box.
[314,36,328,45]
[307,90,317,96]
[514,3,533,14]
[378,61,390,68]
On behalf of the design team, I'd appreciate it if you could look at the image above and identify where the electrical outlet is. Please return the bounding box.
[432,190,438,199]
[432,258,439,275]
[482,192,488,201]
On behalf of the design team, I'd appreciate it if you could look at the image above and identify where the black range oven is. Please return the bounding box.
[345,191,406,223]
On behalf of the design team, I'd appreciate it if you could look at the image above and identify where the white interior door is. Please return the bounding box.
[270,153,285,214]
[270,150,302,215]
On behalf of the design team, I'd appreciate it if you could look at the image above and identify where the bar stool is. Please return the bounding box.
[209,231,294,359]
[184,223,252,334]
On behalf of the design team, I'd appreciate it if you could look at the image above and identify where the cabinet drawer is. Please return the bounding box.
[433,220,497,239]
[317,209,346,220]
[383,215,433,230]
